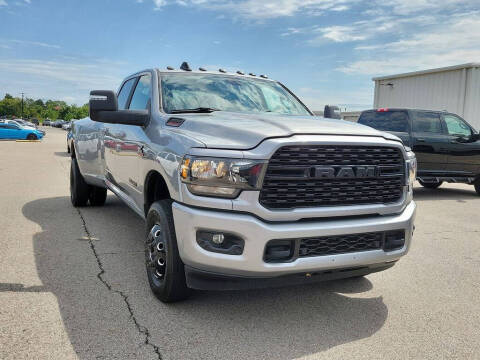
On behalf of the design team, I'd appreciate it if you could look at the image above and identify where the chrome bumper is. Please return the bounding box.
[172,201,416,277]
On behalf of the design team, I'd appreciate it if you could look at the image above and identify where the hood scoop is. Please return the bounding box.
[166,117,185,127]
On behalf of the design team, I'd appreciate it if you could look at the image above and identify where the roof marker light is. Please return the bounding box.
[199,67,207,71]
[260,74,268,79]
[236,71,245,75]
[249,73,256,76]
[180,62,192,71]
[377,108,389,112]
[166,66,174,70]
[219,68,227,73]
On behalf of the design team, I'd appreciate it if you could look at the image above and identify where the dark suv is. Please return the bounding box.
[358,108,480,194]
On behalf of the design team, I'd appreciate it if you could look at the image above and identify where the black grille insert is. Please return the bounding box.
[264,230,405,262]
[299,232,382,257]
[260,145,405,209]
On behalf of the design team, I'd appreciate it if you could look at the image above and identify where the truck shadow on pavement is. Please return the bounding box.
[23,196,388,360]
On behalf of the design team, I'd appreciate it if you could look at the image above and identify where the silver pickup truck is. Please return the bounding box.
[70,64,417,302]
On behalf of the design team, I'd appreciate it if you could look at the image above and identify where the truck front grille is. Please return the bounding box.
[259,145,405,209]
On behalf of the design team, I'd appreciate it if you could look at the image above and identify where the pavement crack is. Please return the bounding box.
[75,208,162,360]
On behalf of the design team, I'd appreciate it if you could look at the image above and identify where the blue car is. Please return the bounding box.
[0,122,44,140]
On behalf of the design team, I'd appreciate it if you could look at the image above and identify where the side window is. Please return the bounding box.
[443,115,472,137]
[412,112,442,134]
[117,78,137,110]
[129,74,152,110]
[358,111,408,132]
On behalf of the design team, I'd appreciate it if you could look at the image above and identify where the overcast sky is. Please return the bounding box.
[0,0,479,110]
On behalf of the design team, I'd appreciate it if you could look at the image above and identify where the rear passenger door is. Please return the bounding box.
[410,111,448,174]
[104,73,152,205]
[103,76,138,189]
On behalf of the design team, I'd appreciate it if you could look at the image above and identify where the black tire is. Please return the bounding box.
[474,180,480,196]
[26,133,37,140]
[418,180,443,189]
[70,158,90,207]
[145,200,190,303]
[89,186,107,206]
[67,145,70,153]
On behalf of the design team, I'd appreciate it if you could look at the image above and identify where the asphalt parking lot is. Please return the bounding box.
[0,127,479,360]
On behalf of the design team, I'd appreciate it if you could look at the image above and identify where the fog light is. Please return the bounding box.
[212,233,225,245]
[196,231,244,255]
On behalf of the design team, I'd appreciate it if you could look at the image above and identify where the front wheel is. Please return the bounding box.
[145,200,190,303]
[418,180,443,189]
[26,133,37,140]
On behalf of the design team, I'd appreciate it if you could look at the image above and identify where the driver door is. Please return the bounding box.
[442,113,480,174]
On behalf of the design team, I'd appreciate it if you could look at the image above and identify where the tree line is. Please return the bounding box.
[0,93,89,122]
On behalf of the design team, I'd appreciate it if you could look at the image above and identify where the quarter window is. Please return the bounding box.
[117,78,137,110]
[412,112,442,134]
[129,74,152,110]
[443,115,472,137]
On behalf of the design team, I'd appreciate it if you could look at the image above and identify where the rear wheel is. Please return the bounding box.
[70,158,90,207]
[474,179,480,196]
[26,133,37,140]
[89,186,107,206]
[145,200,190,303]
[418,180,443,189]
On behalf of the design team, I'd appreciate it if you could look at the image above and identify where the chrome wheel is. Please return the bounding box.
[146,224,167,281]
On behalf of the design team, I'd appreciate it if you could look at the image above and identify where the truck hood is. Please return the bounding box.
[170,111,400,149]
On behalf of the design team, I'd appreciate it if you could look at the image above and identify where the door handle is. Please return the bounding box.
[416,138,425,142]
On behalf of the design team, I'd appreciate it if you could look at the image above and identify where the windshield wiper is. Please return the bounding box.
[170,107,220,114]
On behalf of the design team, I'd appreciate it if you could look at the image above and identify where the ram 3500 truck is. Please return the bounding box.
[70,65,417,302]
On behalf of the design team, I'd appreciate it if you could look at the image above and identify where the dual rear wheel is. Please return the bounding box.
[70,158,107,207]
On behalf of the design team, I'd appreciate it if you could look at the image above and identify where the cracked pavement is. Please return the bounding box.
[1,128,479,359]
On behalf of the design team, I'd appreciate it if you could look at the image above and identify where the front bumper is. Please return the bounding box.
[172,201,416,278]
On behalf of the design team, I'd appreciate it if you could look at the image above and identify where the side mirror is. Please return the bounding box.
[471,133,480,141]
[89,90,149,126]
[324,105,341,119]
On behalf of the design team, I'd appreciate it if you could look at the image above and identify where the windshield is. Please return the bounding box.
[160,73,311,116]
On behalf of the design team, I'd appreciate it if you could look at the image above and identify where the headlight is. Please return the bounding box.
[405,148,417,186]
[180,156,267,198]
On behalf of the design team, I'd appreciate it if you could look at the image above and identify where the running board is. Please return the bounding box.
[418,176,475,184]
[105,179,146,219]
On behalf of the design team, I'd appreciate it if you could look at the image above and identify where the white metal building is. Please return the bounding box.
[373,63,480,129]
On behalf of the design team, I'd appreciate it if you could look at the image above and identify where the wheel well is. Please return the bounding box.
[144,171,171,216]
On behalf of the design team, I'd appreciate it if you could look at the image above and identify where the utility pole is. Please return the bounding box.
[21,92,24,119]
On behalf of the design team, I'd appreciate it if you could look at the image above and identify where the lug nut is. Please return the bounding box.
[156,242,164,251]
[158,258,165,266]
